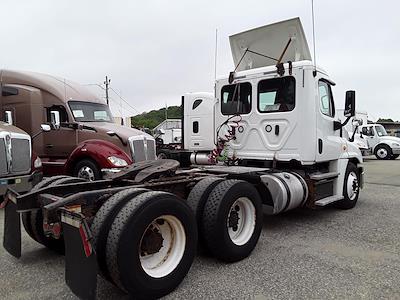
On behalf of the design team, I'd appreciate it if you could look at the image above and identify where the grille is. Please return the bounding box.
[130,136,156,162]
[146,139,156,160]
[11,138,31,173]
[0,138,7,175]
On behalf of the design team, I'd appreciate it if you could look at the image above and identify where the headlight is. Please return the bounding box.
[34,156,42,169]
[392,143,400,147]
[107,156,128,167]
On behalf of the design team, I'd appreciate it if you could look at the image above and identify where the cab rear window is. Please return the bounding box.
[221,82,252,115]
[258,77,295,113]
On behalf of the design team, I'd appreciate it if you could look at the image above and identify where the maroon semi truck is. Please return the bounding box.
[0,70,156,180]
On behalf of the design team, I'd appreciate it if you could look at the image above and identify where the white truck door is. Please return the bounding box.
[183,92,215,151]
[316,79,343,162]
[362,125,379,150]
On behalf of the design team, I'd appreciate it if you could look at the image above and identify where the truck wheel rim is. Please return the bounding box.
[139,215,186,278]
[227,197,256,246]
[347,171,359,201]
[157,153,168,159]
[77,166,95,181]
[377,148,388,158]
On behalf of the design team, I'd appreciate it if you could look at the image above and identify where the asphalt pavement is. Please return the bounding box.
[0,156,399,299]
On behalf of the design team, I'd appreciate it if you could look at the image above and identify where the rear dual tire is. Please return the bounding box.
[187,178,263,262]
[22,176,85,253]
[21,175,70,241]
[93,191,197,299]
[90,188,149,281]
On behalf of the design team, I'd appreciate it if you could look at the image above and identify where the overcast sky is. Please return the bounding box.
[1,0,399,121]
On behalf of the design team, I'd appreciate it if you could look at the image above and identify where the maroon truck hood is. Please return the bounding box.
[81,122,152,141]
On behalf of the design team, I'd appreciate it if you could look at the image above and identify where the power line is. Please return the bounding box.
[83,83,105,90]
[108,97,137,116]
[84,82,140,116]
[109,87,141,114]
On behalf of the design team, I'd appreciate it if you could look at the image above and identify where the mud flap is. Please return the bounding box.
[3,196,21,258]
[61,211,97,300]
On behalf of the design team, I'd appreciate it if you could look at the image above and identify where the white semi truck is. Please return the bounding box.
[2,18,364,299]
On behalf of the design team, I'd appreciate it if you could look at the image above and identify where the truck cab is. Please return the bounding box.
[0,70,156,180]
[184,18,363,208]
[359,124,400,159]
[0,122,42,200]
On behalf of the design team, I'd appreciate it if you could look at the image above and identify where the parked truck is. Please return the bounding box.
[337,109,371,156]
[0,70,156,180]
[337,109,400,159]
[1,18,364,299]
[358,124,400,159]
[0,121,42,201]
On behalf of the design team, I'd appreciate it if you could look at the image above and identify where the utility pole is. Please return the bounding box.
[104,76,111,105]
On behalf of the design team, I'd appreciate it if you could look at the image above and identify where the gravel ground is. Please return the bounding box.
[0,157,399,300]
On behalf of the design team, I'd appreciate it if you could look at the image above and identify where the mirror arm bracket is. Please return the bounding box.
[334,116,351,131]
[349,125,359,142]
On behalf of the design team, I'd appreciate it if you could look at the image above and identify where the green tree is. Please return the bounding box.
[377,118,394,123]
[131,106,181,129]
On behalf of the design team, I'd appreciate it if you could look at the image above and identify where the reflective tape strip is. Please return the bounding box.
[79,222,93,257]
[61,214,81,228]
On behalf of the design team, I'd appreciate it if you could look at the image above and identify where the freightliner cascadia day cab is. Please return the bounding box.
[0,121,42,200]
[1,18,364,299]
[0,70,156,180]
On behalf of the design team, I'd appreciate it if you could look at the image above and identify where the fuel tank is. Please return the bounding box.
[260,171,308,214]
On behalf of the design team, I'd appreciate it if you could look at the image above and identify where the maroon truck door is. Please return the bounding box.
[42,105,77,158]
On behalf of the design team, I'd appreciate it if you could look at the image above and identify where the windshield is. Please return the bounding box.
[68,101,113,122]
[375,125,388,137]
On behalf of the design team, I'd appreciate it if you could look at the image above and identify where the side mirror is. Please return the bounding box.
[40,124,51,132]
[344,90,356,117]
[155,129,165,135]
[32,124,52,140]
[352,118,363,127]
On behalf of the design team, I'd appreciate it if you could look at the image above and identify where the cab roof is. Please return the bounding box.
[0,69,104,104]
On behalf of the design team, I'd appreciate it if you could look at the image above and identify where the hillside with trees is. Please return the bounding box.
[131,106,181,129]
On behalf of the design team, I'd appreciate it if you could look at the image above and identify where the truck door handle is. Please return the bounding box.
[275,125,280,135]
[45,144,54,148]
